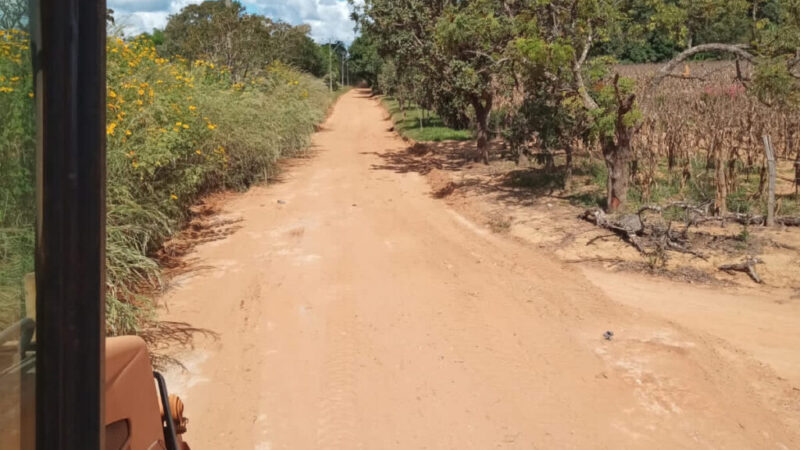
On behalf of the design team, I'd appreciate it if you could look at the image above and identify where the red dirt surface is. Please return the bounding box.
[160,89,800,449]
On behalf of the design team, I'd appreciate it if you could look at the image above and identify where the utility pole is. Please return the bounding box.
[328,42,333,92]
[341,51,345,86]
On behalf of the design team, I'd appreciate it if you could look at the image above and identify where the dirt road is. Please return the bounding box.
[161,89,800,449]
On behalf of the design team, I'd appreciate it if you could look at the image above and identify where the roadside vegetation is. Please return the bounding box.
[350,0,800,215]
[1,1,345,334]
[382,97,472,142]
[349,0,800,282]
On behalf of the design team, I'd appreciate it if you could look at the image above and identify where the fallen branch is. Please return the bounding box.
[564,257,625,265]
[719,257,765,284]
[586,233,618,246]
[666,240,708,260]
[777,217,800,227]
[580,208,657,255]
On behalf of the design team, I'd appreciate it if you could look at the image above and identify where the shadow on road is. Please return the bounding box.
[368,140,588,208]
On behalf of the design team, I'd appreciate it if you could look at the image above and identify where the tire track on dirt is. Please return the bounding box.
[159,89,800,449]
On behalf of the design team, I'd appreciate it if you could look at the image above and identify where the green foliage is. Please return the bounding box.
[162,1,328,79]
[382,97,472,142]
[356,0,515,151]
[752,57,800,106]
[348,33,382,87]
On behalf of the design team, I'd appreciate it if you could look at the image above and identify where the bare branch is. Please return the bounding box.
[650,44,756,90]
[720,257,764,284]
[573,29,598,110]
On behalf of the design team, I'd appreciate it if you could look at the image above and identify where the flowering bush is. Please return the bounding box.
[1,32,335,334]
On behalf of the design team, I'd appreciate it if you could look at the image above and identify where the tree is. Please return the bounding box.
[348,33,383,88]
[355,0,515,163]
[0,0,27,30]
[163,1,331,80]
[163,1,269,81]
[511,0,799,213]
[433,0,515,163]
[139,28,166,47]
[269,23,327,76]
[355,0,800,212]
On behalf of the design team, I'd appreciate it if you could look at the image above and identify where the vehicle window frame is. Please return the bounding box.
[31,1,107,449]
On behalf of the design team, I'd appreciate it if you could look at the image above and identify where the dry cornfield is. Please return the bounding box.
[619,61,800,215]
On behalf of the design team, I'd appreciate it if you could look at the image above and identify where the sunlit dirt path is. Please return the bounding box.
[161,89,800,449]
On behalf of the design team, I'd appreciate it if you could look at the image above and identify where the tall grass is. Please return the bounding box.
[0,29,35,331]
[1,33,336,334]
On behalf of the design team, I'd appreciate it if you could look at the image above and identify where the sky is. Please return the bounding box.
[109,0,361,44]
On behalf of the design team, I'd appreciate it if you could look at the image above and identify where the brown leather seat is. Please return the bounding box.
[105,336,166,450]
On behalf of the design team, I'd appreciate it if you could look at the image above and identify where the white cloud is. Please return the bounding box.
[108,0,360,44]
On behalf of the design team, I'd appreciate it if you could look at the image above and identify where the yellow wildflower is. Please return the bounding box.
[188,105,197,111]
[108,90,117,98]
[195,150,202,155]
[106,123,117,136]
[170,194,178,200]
[207,124,217,130]
[182,124,189,129]
[125,130,132,136]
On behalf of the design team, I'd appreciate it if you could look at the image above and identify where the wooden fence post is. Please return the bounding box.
[763,135,776,227]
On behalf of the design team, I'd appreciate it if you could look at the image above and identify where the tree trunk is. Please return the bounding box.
[601,75,636,213]
[473,97,493,165]
[603,138,632,212]
[564,144,574,191]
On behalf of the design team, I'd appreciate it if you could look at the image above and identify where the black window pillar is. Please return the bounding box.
[33,0,107,449]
